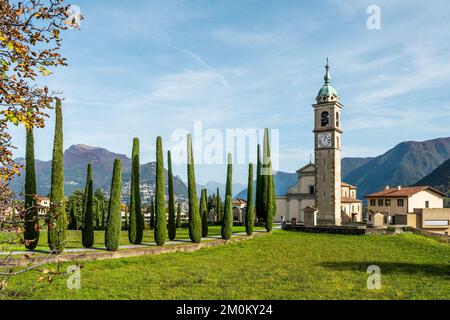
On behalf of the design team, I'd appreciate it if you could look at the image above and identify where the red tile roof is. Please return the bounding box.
[365,186,447,198]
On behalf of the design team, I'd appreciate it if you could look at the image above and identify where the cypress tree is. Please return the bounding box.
[81,165,89,229]
[123,205,128,230]
[95,200,100,229]
[222,154,233,239]
[255,144,262,222]
[105,159,122,251]
[216,188,221,222]
[200,188,208,237]
[222,195,233,240]
[245,163,255,235]
[128,138,143,244]
[149,197,155,229]
[267,133,277,220]
[225,153,232,199]
[167,150,176,240]
[101,201,106,229]
[261,129,274,232]
[187,134,202,243]
[24,126,39,250]
[154,136,167,246]
[266,172,274,232]
[82,163,94,248]
[69,201,78,230]
[48,99,67,253]
[176,202,182,228]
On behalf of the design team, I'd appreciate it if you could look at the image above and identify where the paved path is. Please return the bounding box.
[0,225,281,256]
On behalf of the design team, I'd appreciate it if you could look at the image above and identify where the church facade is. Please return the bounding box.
[275,61,362,225]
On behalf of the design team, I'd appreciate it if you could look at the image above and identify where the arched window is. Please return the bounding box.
[321,111,329,127]
[336,112,340,127]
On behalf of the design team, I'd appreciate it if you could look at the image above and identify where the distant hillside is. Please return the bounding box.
[10,144,188,201]
[414,157,450,195]
[344,137,450,197]
[342,157,374,178]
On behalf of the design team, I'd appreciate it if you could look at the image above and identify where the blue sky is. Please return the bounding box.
[9,0,450,184]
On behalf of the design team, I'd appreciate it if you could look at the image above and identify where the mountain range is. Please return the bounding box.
[343,137,450,197]
[415,157,450,194]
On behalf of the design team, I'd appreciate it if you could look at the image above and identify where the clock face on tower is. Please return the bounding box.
[317,132,332,148]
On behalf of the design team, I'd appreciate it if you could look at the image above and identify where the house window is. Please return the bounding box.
[385,199,391,206]
[370,199,376,206]
[309,185,315,195]
[336,112,340,127]
[397,199,404,207]
[425,201,429,208]
[377,199,383,206]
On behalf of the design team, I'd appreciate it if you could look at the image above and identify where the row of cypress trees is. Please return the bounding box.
[23,101,276,252]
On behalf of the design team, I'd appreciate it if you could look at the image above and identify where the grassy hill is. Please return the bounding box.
[3,230,449,299]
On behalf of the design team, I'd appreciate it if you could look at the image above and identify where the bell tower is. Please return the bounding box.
[313,59,342,226]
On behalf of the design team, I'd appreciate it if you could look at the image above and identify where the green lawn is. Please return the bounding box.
[0,225,261,252]
[1,230,449,299]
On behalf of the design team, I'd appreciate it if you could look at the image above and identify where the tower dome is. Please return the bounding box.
[316,59,339,103]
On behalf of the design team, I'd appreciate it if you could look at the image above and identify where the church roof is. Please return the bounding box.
[296,163,315,174]
[316,59,339,101]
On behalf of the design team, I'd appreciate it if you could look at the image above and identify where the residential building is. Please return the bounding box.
[365,185,449,233]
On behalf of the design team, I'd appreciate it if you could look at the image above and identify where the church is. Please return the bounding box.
[275,61,362,226]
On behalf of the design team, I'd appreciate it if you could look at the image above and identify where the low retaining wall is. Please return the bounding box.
[411,228,450,243]
[3,232,269,268]
[284,224,410,235]
[284,225,366,235]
